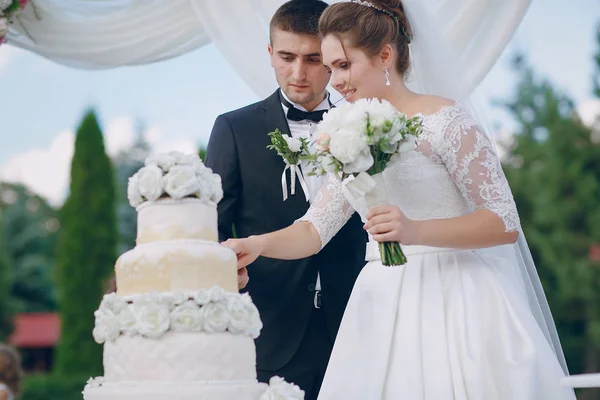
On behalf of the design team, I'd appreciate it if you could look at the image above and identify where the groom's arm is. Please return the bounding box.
[205,114,240,241]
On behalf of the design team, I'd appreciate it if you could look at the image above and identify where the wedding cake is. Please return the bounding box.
[82,152,304,400]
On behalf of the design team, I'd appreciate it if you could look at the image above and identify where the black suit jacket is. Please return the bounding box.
[205,90,367,371]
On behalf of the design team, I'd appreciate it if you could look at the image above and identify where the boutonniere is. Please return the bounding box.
[267,128,310,201]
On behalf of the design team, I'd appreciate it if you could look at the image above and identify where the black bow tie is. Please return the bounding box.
[279,90,329,123]
[286,107,326,122]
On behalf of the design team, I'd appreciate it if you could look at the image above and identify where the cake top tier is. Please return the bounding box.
[127,151,223,208]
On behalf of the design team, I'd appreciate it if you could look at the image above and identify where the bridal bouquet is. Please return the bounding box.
[305,98,422,266]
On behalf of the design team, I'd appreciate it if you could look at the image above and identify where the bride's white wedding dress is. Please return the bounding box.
[298,103,576,399]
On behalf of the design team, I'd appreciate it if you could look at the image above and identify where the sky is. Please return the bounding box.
[0,0,599,207]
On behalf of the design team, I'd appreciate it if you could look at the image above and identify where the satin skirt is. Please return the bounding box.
[317,243,576,400]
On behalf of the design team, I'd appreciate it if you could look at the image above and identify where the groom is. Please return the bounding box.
[204,1,366,398]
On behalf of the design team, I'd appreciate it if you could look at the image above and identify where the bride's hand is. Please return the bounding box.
[222,236,265,269]
[364,205,419,245]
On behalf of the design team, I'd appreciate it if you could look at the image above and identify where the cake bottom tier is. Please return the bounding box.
[83,380,269,400]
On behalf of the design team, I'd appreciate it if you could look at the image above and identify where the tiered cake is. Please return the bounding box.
[83,152,303,400]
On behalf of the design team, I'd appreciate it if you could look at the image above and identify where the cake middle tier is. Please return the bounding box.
[104,332,257,382]
[115,240,238,296]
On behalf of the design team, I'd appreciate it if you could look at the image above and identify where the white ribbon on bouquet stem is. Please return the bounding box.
[341,171,390,225]
[281,161,310,202]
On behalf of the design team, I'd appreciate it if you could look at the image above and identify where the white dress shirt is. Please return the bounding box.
[280,91,330,306]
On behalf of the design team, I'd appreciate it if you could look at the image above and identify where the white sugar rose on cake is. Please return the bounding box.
[82,151,304,400]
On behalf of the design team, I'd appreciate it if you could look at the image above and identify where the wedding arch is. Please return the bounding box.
[2,0,531,98]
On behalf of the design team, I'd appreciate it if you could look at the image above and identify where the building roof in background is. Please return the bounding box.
[8,313,60,347]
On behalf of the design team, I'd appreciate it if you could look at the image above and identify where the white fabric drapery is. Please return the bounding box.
[6,0,210,69]
[5,0,530,98]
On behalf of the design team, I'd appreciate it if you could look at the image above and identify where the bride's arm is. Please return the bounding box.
[228,221,321,263]
[366,107,519,249]
[223,173,355,267]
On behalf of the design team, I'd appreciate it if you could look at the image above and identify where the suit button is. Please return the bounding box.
[307,283,315,291]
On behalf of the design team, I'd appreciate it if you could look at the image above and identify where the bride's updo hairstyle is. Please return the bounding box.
[318,0,413,75]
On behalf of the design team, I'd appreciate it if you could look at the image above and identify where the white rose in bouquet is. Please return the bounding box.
[328,129,367,164]
[137,165,164,201]
[163,165,200,199]
[170,300,202,332]
[328,129,373,174]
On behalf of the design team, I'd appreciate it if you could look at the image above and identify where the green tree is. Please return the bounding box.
[54,109,118,376]
[501,54,600,387]
[198,144,207,162]
[0,183,58,313]
[594,23,600,98]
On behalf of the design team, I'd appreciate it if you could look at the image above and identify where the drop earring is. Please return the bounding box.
[385,66,391,86]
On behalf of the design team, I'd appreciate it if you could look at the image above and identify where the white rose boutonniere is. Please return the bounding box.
[266,128,310,202]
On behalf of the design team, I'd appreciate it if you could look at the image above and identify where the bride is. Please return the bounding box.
[224,0,576,398]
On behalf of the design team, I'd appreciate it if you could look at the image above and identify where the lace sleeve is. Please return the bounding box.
[437,106,521,232]
[295,173,355,250]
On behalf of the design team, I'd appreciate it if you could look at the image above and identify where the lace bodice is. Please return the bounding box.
[297,103,520,248]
